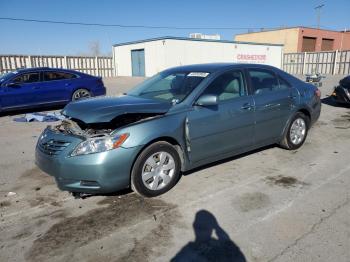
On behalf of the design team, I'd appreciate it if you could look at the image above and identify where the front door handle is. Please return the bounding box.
[241,103,253,110]
[33,86,40,90]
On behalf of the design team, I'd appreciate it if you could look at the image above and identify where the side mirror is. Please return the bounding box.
[195,94,218,106]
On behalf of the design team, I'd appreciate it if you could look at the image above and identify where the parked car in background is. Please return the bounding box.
[35,63,321,198]
[331,75,350,105]
[0,67,106,112]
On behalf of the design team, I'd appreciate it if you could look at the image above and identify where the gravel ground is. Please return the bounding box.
[0,74,349,262]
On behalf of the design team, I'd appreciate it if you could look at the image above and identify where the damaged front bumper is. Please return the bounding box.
[331,86,350,104]
[35,126,142,194]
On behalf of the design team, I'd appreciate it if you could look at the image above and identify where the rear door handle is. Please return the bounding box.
[33,86,40,90]
[264,103,281,109]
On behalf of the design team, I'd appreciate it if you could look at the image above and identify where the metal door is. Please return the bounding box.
[131,49,145,77]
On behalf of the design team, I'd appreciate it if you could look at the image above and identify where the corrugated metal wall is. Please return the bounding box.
[0,55,114,77]
[283,50,350,75]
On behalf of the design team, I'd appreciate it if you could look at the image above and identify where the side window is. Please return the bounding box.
[278,77,291,90]
[44,72,76,81]
[248,69,279,95]
[201,71,246,101]
[13,73,40,84]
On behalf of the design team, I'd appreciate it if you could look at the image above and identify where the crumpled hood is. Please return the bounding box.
[62,95,171,123]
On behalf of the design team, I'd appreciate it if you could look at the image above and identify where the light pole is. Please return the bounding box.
[314,4,325,29]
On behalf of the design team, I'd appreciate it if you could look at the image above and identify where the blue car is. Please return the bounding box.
[35,63,321,197]
[0,67,106,112]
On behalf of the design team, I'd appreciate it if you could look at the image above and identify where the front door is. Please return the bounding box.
[131,49,145,77]
[187,70,255,163]
[0,72,40,109]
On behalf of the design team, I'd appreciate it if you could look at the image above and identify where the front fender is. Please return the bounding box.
[117,112,187,150]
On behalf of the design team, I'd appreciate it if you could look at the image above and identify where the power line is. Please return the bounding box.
[0,17,281,31]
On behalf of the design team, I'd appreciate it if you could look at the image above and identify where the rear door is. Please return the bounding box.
[248,68,294,144]
[36,71,77,103]
[1,72,40,109]
[187,70,255,163]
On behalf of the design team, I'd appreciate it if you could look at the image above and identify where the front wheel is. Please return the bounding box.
[71,88,91,101]
[131,141,181,197]
[280,112,309,150]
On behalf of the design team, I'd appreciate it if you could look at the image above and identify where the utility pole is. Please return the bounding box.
[314,4,325,29]
[340,28,346,51]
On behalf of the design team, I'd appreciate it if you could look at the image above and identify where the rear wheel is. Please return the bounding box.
[131,141,181,197]
[72,89,91,101]
[280,112,309,150]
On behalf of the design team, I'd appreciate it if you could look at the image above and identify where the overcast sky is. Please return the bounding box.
[0,0,349,55]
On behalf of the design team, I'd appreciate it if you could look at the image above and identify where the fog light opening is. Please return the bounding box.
[80,180,100,187]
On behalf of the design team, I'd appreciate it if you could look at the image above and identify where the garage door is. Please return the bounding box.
[302,37,316,52]
[321,38,334,51]
[131,49,145,77]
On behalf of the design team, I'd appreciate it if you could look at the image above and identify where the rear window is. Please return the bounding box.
[44,71,76,81]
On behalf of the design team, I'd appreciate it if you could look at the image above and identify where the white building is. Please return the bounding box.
[112,36,283,77]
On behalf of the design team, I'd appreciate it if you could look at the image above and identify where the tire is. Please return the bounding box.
[280,112,309,150]
[71,88,91,101]
[131,141,181,197]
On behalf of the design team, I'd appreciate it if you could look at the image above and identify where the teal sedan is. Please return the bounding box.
[35,63,321,197]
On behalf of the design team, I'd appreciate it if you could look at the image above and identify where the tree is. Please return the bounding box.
[89,41,101,56]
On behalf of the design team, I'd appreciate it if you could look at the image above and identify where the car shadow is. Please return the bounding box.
[0,104,65,117]
[171,210,246,262]
[321,96,350,108]
[182,144,275,177]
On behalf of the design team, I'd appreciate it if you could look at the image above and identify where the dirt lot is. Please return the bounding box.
[0,75,349,262]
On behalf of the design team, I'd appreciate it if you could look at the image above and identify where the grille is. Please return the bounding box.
[38,139,71,156]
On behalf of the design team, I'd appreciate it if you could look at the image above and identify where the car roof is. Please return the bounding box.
[14,67,81,74]
[164,63,278,73]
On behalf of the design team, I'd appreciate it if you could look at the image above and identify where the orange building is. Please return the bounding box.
[235,27,350,53]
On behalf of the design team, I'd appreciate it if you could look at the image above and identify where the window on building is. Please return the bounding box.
[321,38,334,51]
[302,37,316,52]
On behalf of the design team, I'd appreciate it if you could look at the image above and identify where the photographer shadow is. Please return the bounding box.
[171,210,246,262]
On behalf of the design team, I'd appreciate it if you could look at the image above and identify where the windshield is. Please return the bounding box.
[127,71,209,103]
[0,72,15,83]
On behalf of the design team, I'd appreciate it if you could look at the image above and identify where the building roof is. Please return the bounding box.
[113,36,283,47]
[235,26,344,36]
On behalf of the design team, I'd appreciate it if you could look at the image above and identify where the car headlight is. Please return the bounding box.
[71,133,129,156]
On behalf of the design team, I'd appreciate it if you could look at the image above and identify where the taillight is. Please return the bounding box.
[315,88,321,98]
